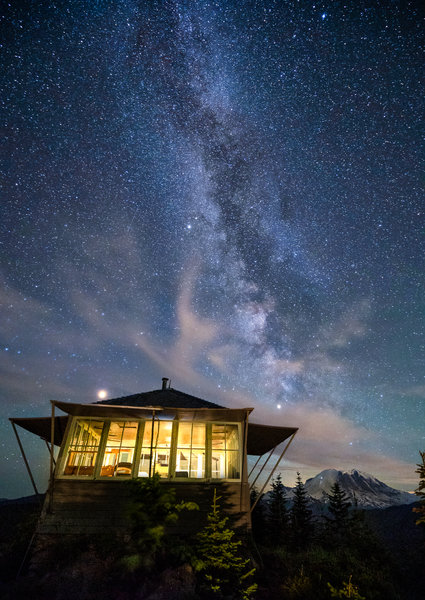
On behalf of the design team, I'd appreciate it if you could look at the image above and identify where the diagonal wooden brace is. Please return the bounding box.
[10,420,42,506]
[250,431,297,513]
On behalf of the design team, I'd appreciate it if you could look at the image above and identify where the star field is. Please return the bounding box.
[1,0,424,497]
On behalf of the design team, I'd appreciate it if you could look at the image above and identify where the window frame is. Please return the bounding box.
[57,416,242,482]
[58,417,106,479]
[210,423,241,480]
[97,420,140,479]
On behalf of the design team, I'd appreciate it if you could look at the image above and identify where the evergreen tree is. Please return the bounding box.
[326,482,351,538]
[193,488,257,599]
[290,472,313,549]
[413,450,425,526]
[267,473,289,545]
[124,474,198,570]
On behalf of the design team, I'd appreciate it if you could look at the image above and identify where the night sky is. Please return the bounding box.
[1,0,424,499]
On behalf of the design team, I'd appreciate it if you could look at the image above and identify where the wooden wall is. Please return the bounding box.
[37,478,251,536]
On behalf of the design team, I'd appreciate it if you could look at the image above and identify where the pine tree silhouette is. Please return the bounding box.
[291,472,313,549]
[250,486,267,544]
[413,451,425,526]
[267,473,289,545]
[325,481,351,540]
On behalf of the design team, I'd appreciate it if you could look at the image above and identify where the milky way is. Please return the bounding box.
[1,0,424,497]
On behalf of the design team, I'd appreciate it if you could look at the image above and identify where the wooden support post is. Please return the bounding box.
[44,440,56,466]
[250,431,297,513]
[148,410,155,478]
[249,446,276,490]
[248,453,263,479]
[240,410,249,513]
[10,420,41,505]
[50,402,55,481]
[48,401,56,512]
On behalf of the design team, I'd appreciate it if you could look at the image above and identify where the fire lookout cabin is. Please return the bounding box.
[10,379,297,534]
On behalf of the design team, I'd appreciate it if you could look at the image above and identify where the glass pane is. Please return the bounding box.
[190,450,205,478]
[101,421,138,477]
[153,449,170,477]
[212,450,226,478]
[226,450,240,479]
[212,424,226,449]
[175,450,190,476]
[142,420,153,446]
[212,424,239,451]
[176,422,206,478]
[177,423,192,448]
[226,425,239,450]
[63,419,104,477]
[192,423,206,448]
[140,420,173,478]
[138,452,151,477]
[156,421,173,446]
[211,424,240,479]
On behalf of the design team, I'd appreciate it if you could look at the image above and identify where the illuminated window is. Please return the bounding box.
[211,424,240,479]
[100,421,138,477]
[175,422,206,478]
[60,417,242,481]
[62,419,104,477]
[138,420,173,478]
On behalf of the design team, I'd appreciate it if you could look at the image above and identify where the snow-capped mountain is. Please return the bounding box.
[303,469,416,509]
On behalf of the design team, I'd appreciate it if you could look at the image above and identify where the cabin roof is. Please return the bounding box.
[96,388,224,409]
[10,387,298,455]
[51,400,251,423]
